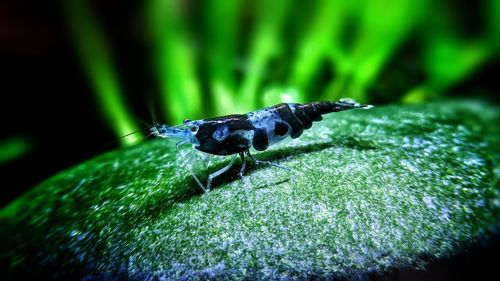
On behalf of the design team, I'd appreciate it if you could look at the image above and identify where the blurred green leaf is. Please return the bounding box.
[63,0,141,145]
[0,138,30,165]
[238,0,290,111]
[425,38,489,89]
[147,0,203,123]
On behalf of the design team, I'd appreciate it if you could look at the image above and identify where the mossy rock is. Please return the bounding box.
[1,101,499,280]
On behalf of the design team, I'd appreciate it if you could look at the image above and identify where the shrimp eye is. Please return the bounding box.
[190,126,198,132]
[183,118,191,124]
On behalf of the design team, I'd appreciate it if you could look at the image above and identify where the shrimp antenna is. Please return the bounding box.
[117,127,151,140]
[95,126,151,154]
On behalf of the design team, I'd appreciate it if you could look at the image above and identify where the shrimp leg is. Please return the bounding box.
[245,150,292,172]
[238,152,247,179]
[205,154,238,192]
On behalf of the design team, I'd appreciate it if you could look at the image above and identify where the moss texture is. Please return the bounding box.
[1,101,499,280]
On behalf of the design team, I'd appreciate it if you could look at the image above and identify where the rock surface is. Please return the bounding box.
[1,101,499,280]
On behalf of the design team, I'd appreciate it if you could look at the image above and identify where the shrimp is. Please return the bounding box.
[149,99,372,192]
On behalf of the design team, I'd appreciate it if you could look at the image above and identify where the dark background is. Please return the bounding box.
[0,0,153,207]
[0,1,498,280]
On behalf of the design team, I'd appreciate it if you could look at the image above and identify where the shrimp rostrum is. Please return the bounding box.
[149,99,372,192]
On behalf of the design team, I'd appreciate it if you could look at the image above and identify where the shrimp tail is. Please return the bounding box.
[296,99,373,123]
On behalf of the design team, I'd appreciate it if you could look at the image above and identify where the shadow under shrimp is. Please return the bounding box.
[197,136,379,192]
[246,135,378,164]
[205,161,292,191]
[129,135,378,223]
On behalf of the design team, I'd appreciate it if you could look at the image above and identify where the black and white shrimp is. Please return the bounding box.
[149,99,372,192]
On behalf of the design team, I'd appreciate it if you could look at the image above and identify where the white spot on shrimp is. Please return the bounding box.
[212,124,229,142]
[247,108,290,146]
[229,130,254,145]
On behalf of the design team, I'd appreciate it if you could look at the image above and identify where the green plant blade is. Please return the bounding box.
[63,0,141,145]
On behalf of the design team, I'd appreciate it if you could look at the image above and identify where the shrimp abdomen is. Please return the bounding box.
[272,100,370,139]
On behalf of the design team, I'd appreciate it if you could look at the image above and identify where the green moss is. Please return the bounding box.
[1,101,499,279]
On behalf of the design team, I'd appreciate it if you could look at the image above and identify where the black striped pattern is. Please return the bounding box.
[252,128,269,151]
[274,101,366,139]
[273,103,304,138]
[194,100,368,155]
[274,121,289,136]
[195,114,254,155]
